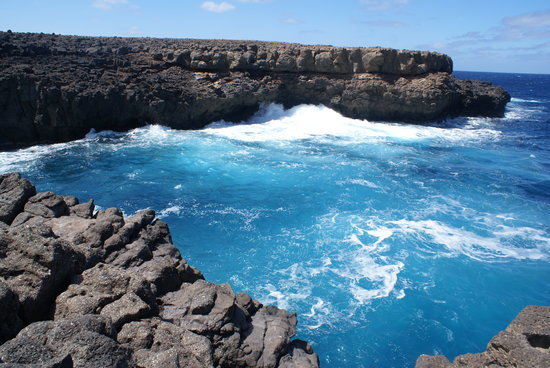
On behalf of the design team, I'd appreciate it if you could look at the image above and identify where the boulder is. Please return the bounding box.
[53,263,157,325]
[118,319,215,368]
[0,315,131,367]
[0,173,36,225]
[24,192,69,218]
[0,216,84,325]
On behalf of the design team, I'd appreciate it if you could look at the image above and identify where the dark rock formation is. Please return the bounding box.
[0,32,510,149]
[416,305,550,368]
[0,173,318,368]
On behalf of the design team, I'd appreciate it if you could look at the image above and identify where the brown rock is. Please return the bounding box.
[54,263,157,323]
[0,173,36,225]
[24,192,69,218]
[0,216,84,325]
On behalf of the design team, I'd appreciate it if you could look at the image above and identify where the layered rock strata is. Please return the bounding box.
[0,32,510,149]
[0,172,318,368]
[416,305,550,368]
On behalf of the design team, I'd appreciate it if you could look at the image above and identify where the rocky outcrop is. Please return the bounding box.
[416,305,550,368]
[0,173,318,368]
[0,32,510,149]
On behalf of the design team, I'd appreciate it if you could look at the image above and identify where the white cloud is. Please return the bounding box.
[498,10,550,41]
[360,0,409,11]
[503,11,550,29]
[281,18,300,24]
[200,1,235,13]
[362,20,407,27]
[93,0,128,10]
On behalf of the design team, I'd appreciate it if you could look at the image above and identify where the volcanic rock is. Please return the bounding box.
[0,173,36,225]
[416,305,550,368]
[0,32,510,149]
[0,173,318,368]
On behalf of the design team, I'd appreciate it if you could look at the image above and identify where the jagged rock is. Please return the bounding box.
[158,279,318,368]
[237,306,299,368]
[0,173,36,225]
[160,280,236,334]
[100,292,152,329]
[69,199,94,218]
[0,215,84,326]
[48,208,122,262]
[416,305,550,368]
[24,192,69,218]
[0,173,318,367]
[0,315,131,367]
[0,280,23,344]
[0,32,509,149]
[0,354,73,368]
[53,263,157,324]
[278,340,319,368]
[119,319,215,368]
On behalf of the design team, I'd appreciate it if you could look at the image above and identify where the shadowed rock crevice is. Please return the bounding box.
[0,32,510,149]
[0,173,318,368]
[527,334,550,349]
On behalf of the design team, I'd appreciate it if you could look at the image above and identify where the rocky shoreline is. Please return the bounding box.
[1,174,549,368]
[416,305,550,368]
[0,172,318,367]
[0,32,510,149]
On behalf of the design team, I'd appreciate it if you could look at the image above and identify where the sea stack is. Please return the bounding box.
[0,32,510,149]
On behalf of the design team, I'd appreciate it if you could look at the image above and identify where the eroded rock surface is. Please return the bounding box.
[416,305,550,368]
[0,32,510,149]
[0,173,318,368]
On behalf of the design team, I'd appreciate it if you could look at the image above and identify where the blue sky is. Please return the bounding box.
[2,0,549,73]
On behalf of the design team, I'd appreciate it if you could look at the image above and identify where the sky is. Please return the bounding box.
[1,0,549,74]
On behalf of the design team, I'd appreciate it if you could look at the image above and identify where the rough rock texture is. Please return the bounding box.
[0,32,510,149]
[416,305,550,368]
[0,173,318,368]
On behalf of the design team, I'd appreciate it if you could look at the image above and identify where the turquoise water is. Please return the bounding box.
[1,72,549,367]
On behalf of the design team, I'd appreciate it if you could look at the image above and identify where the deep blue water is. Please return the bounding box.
[1,71,549,367]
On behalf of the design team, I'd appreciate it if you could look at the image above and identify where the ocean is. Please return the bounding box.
[1,71,549,367]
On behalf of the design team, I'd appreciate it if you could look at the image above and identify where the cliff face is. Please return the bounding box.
[416,305,550,368]
[0,32,510,149]
[0,172,319,368]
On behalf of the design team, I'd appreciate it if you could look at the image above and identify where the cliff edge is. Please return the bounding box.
[0,32,510,149]
[0,172,319,368]
[416,305,550,368]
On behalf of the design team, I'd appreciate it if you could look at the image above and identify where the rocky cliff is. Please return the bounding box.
[0,172,319,368]
[0,32,510,149]
[416,305,550,368]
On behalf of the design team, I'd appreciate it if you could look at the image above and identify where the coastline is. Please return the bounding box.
[0,32,509,150]
[1,173,548,367]
[0,172,319,367]
[2,33,548,368]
